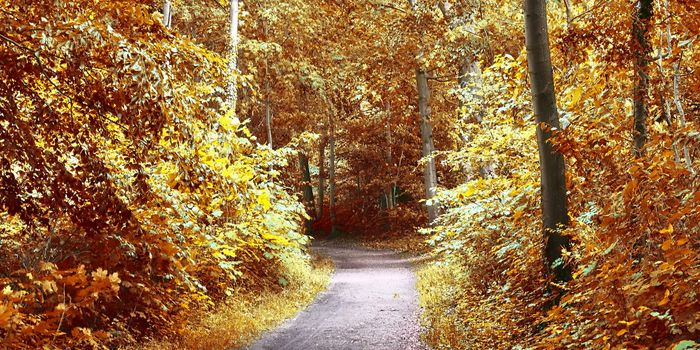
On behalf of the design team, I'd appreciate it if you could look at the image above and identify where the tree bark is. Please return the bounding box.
[328,119,337,235]
[316,135,326,218]
[264,80,273,148]
[459,59,484,123]
[409,0,439,225]
[632,0,653,157]
[385,103,395,210]
[416,69,439,224]
[299,153,315,233]
[524,0,571,282]
[562,0,573,27]
[227,0,239,111]
[162,0,172,28]
[673,59,693,171]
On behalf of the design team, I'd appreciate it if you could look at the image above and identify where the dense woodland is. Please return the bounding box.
[1,0,699,349]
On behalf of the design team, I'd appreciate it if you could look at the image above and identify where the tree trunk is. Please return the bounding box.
[316,135,326,218]
[409,0,439,224]
[632,0,653,157]
[562,0,573,27]
[162,0,172,28]
[299,153,315,233]
[673,59,693,171]
[328,119,337,235]
[459,59,484,123]
[524,0,571,282]
[227,0,239,111]
[416,69,439,224]
[265,80,273,148]
[385,103,395,210]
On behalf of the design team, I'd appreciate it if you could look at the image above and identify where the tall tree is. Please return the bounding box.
[410,0,439,224]
[317,133,327,218]
[162,0,173,28]
[299,152,315,232]
[228,0,239,110]
[523,0,571,281]
[264,79,273,148]
[416,68,439,223]
[632,0,653,157]
[328,117,338,234]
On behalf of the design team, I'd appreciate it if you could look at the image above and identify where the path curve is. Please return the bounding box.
[245,241,428,350]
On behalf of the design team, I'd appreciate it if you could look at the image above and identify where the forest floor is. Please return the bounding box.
[244,240,429,350]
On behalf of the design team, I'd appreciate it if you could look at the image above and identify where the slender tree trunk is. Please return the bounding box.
[317,135,326,218]
[162,0,172,28]
[385,103,395,210]
[328,119,337,235]
[524,0,571,282]
[632,0,653,157]
[673,59,693,171]
[656,0,683,167]
[562,0,573,27]
[227,0,239,111]
[264,80,273,148]
[410,0,439,224]
[459,59,484,123]
[437,2,483,123]
[656,0,693,171]
[299,153,315,233]
[416,69,438,224]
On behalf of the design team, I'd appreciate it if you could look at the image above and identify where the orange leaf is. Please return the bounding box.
[661,239,674,251]
[658,289,670,306]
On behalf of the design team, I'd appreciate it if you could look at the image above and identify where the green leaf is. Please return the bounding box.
[673,341,698,350]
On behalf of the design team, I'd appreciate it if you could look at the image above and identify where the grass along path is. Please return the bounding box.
[132,253,333,350]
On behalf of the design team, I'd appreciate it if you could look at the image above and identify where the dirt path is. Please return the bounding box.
[245,241,429,350]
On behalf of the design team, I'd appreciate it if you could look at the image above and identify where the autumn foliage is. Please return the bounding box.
[2,0,700,349]
[1,0,310,348]
[420,1,699,349]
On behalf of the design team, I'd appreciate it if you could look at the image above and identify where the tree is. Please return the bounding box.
[328,115,338,235]
[299,152,316,232]
[163,0,173,28]
[632,0,653,156]
[228,0,240,110]
[523,0,571,281]
[410,0,439,224]
[416,68,439,224]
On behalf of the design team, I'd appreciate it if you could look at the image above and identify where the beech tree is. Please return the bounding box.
[523,0,571,281]
[632,0,653,156]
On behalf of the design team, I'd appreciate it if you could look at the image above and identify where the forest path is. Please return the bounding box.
[245,241,429,350]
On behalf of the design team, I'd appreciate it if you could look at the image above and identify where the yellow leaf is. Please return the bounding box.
[569,87,583,107]
[616,328,627,336]
[219,110,240,131]
[660,224,673,235]
[222,248,236,257]
[618,320,637,327]
[261,231,290,245]
[257,191,271,211]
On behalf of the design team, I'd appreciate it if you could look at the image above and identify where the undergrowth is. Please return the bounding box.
[132,253,333,350]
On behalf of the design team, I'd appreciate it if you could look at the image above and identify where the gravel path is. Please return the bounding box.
[245,241,429,350]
